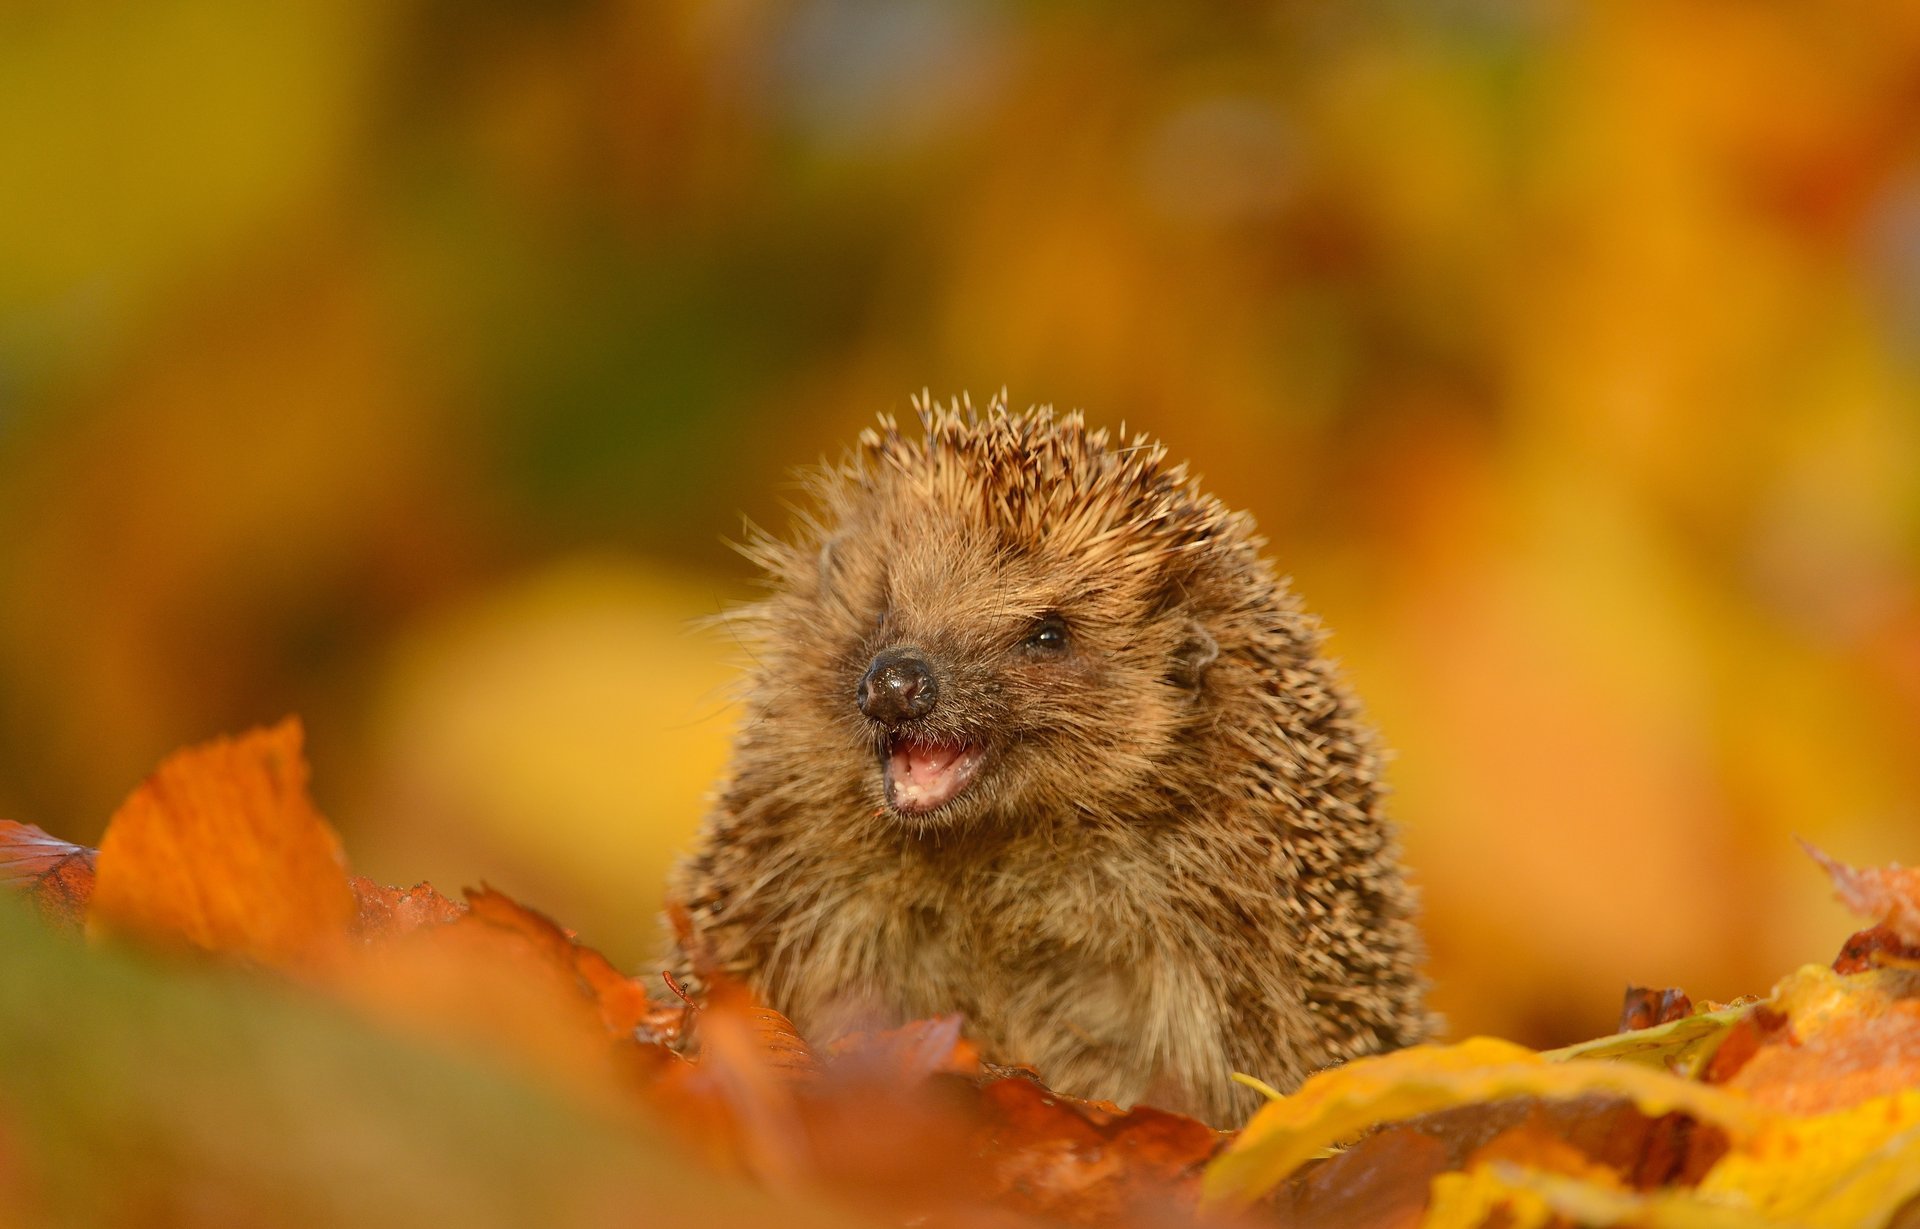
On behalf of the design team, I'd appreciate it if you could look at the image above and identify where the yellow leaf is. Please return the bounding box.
[1700,1091,1920,1229]
[1541,1003,1751,1076]
[1425,1163,1809,1229]
[1201,1037,1766,1209]
[1422,1163,1555,1229]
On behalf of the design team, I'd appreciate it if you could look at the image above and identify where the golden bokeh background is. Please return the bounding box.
[3,0,1918,1048]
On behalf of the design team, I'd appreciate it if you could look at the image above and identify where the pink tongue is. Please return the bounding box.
[886,739,976,813]
[898,741,961,783]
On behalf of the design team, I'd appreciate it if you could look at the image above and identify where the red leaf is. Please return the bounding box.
[1617,985,1693,1032]
[972,1077,1225,1223]
[1269,1125,1447,1229]
[1833,923,1920,974]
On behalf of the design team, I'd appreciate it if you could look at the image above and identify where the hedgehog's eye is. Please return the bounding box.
[1020,613,1070,656]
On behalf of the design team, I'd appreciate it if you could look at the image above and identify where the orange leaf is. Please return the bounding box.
[0,820,97,930]
[1802,840,1920,946]
[696,979,821,1083]
[574,947,684,1043]
[87,718,356,968]
[460,888,682,1043]
[348,875,466,938]
[973,1077,1224,1223]
[649,984,818,1187]
[333,892,673,1106]
[1722,965,1920,1115]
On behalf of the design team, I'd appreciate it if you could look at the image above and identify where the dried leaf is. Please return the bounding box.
[1619,986,1696,1031]
[734,1000,821,1082]
[1370,1099,1728,1194]
[332,891,672,1105]
[1464,1120,1634,1186]
[650,985,816,1188]
[972,1076,1224,1224]
[1424,1161,1778,1229]
[0,820,97,930]
[1833,924,1920,975]
[1269,1126,1447,1229]
[0,903,839,1229]
[349,875,465,938]
[1699,1090,1920,1228]
[575,948,684,1044]
[824,1014,980,1081]
[1722,965,1920,1114]
[1203,1037,1766,1209]
[1545,1004,1751,1078]
[24,717,1920,1227]
[87,719,356,968]
[457,888,683,1043]
[1802,841,1920,946]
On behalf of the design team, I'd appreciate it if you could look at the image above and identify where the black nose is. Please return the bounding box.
[857,647,938,727]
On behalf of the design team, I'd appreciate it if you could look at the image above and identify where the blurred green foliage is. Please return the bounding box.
[0,901,844,1227]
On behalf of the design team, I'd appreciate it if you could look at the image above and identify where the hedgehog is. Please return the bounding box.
[666,394,1429,1126]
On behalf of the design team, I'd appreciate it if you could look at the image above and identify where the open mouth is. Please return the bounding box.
[882,737,985,816]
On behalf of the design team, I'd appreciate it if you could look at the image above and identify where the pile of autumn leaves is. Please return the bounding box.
[3,721,1919,1228]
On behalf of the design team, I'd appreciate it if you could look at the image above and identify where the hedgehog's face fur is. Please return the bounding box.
[730,399,1285,834]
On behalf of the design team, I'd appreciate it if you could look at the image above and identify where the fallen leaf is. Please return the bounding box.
[1698,1007,1792,1085]
[1544,1004,1751,1078]
[1267,1126,1446,1229]
[0,820,97,930]
[768,1028,987,1219]
[0,902,851,1229]
[1464,1119,1628,1188]
[824,1014,980,1081]
[1202,1037,1765,1209]
[972,1075,1224,1224]
[1802,841,1920,946]
[1833,924,1920,975]
[87,719,356,968]
[19,718,1920,1228]
[455,888,686,1043]
[1274,1093,1728,1221]
[1424,1161,1770,1229]
[1722,965,1920,1115]
[576,947,685,1044]
[1618,986,1696,1031]
[1699,1090,1920,1228]
[349,875,465,938]
[650,984,816,1188]
[468,889,680,1067]
[333,891,673,1107]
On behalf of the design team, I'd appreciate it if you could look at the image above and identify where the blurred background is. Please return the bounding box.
[2,0,1917,1047]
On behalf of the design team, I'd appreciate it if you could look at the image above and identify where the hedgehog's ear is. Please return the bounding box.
[1168,620,1219,694]
[1148,560,1218,692]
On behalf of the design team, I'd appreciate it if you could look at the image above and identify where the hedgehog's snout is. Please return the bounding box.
[857,647,938,727]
